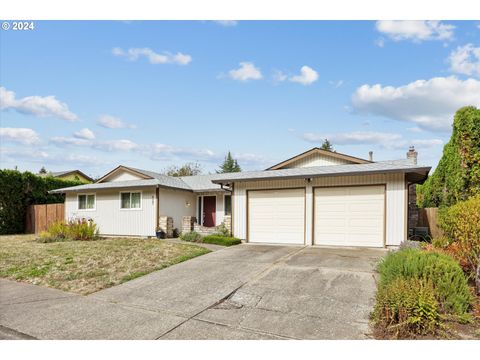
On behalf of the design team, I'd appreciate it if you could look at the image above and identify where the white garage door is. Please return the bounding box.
[314,185,385,247]
[248,189,305,244]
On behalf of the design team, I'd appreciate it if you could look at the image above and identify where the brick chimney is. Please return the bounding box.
[407,146,418,165]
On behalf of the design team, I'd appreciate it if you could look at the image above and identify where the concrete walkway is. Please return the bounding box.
[0,244,385,340]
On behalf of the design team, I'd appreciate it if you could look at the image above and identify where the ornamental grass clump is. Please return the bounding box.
[36,218,99,242]
[372,277,439,337]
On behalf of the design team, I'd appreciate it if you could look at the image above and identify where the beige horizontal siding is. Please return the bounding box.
[65,187,157,237]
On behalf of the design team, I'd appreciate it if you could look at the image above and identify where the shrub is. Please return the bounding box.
[432,236,453,249]
[172,228,180,238]
[36,218,99,242]
[372,277,439,337]
[180,231,203,243]
[0,170,83,234]
[437,194,480,287]
[202,234,241,246]
[215,222,231,237]
[377,249,472,315]
[67,218,99,241]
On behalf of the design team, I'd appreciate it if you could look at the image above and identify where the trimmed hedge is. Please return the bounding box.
[202,234,241,246]
[0,170,83,234]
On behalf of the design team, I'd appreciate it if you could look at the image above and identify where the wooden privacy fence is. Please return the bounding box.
[417,207,443,239]
[25,203,65,234]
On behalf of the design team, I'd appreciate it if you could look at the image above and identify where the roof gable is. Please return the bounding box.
[96,166,152,183]
[267,148,371,170]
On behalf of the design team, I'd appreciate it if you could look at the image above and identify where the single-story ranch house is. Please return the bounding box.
[51,147,431,248]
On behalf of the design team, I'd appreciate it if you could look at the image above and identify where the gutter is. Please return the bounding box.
[211,166,431,185]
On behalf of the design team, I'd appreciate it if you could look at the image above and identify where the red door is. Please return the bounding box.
[203,196,216,227]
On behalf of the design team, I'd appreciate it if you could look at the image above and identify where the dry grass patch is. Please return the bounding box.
[0,234,210,295]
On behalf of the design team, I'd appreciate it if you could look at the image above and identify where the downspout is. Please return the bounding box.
[155,185,160,231]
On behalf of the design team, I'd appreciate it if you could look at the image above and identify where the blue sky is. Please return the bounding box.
[1,20,480,178]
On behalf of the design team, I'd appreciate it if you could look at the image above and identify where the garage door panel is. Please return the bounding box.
[248,189,305,245]
[314,185,385,247]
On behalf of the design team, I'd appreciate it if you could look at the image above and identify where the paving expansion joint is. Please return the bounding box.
[155,246,306,339]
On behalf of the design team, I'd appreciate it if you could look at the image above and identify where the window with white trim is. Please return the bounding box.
[121,192,141,209]
[78,194,95,210]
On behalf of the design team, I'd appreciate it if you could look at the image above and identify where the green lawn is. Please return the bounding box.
[0,234,210,295]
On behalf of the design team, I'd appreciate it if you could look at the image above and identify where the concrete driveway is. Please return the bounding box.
[0,244,385,340]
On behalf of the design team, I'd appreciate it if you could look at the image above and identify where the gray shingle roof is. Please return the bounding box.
[49,159,431,194]
[49,179,162,193]
[210,160,431,183]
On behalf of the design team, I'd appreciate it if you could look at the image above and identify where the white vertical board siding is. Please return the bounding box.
[65,187,157,236]
[385,173,406,246]
[232,173,406,246]
[158,188,197,231]
[284,153,352,168]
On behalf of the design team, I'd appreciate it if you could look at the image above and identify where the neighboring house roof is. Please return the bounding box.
[42,170,94,182]
[211,159,431,184]
[266,147,371,170]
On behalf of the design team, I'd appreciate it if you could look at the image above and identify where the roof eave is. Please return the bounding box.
[212,167,432,184]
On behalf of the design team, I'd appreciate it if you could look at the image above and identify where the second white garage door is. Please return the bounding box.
[314,185,385,247]
[248,188,305,244]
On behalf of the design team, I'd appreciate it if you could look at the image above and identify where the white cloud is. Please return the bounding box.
[112,47,192,65]
[272,70,288,83]
[94,139,138,152]
[412,139,444,148]
[351,76,480,131]
[407,127,423,133]
[448,44,480,77]
[233,152,271,167]
[329,80,344,88]
[375,21,454,42]
[0,147,104,166]
[228,62,263,82]
[51,135,137,152]
[74,128,95,140]
[289,66,319,86]
[0,87,77,121]
[302,131,404,149]
[0,127,40,145]
[97,115,136,129]
[51,136,91,147]
[301,130,444,151]
[149,144,217,161]
[213,20,238,27]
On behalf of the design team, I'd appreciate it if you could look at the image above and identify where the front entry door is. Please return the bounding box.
[203,196,216,227]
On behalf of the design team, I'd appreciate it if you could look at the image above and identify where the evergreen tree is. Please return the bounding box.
[417,106,480,207]
[39,166,47,174]
[321,139,333,151]
[217,151,242,173]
